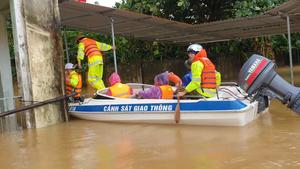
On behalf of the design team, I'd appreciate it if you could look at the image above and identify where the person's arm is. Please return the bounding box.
[177,61,203,97]
[69,74,79,88]
[216,71,221,86]
[138,86,162,99]
[185,61,203,93]
[77,42,85,69]
[130,88,134,95]
[96,41,113,52]
[106,89,112,96]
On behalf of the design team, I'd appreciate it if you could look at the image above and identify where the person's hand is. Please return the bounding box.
[78,61,81,69]
[177,90,187,98]
[111,46,116,50]
[65,71,68,77]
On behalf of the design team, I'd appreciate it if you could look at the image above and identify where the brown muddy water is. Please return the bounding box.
[1,66,300,169]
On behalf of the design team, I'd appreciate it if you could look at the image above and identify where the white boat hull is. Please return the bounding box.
[69,84,269,126]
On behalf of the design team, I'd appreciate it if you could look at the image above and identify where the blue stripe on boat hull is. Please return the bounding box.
[69,100,248,113]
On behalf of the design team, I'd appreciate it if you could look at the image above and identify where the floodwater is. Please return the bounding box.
[1,67,300,169]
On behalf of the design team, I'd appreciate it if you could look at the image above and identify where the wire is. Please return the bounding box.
[218,88,247,100]
[19,100,61,105]
[219,88,244,98]
[235,86,248,96]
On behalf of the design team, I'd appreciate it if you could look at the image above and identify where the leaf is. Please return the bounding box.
[150,6,157,12]
[235,11,242,18]
[177,1,184,7]
[154,49,159,55]
[134,3,141,8]
[254,6,261,11]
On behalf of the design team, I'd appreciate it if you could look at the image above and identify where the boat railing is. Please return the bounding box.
[220,82,238,86]
[166,95,207,100]
[0,96,22,133]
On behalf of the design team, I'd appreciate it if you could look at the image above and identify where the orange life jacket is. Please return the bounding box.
[193,49,217,89]
[66,73,82,97]
[80,38,103,59]
[109,83,131,98]
[158,85,174,99]
[168,73,182,88]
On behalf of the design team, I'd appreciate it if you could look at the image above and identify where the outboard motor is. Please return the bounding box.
[238,54,300,115]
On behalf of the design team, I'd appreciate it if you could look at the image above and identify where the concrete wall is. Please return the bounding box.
[0,14,15,112]
[10,0,67,128]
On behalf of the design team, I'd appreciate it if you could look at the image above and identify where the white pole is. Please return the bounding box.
[64,26,69,63]
[287,15,294,85]
[110,17,117,74]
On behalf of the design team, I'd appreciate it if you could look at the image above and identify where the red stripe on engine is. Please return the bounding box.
[247,59,268,85]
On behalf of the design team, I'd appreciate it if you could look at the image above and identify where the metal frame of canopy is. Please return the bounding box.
[60,0,300,85]
[62,10,118,73]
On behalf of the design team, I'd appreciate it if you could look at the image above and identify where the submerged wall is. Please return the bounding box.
[101,54,245,86]
[10,0,67,128]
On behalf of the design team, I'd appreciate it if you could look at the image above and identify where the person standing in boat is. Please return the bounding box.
[177,44,218,98]
[137,71,174,99]
[65,63,84,102]
[106,72,133,98]
[76,35,116,91]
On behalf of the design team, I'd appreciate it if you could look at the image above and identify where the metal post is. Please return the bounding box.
[287,15,294,85]
[64,26,70,63]
[5,99,10,132]
[110,17,118,74]
[0,118,3,133]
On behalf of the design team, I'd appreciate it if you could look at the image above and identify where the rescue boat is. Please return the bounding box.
[68,83,270,126]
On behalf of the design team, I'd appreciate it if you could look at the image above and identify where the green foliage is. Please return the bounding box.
[5,0,300,87]
[116,0,239,23]
[234,0,287,18]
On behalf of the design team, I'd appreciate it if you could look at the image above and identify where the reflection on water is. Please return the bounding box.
[1,67,300,168]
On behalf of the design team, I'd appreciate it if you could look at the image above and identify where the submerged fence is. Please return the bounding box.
[0,96,21,133]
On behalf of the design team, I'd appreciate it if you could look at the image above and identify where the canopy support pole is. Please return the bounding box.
[64,26,69,63]
[110,17,117,74]
[287,15,294,85]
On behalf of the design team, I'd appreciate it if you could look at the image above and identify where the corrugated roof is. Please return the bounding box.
[59,0,300,44]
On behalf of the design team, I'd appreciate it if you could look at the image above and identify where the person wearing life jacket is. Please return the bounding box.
[182,59,221,89]
[65,63,84,102]
[154,72,182,89]
[76,35,116,91]
[106,72,133,98]
[177,44,218,98]
[137,71,174,99]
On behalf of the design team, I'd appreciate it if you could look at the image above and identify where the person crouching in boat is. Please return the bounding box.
[137,71,174,99]
[65,63,84,102]
[106,72,133,98]
[182,59,222,91]
[177,44,218,98]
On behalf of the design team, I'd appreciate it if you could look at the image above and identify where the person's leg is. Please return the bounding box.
[196,88,216,98]
[88,64,105,90]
